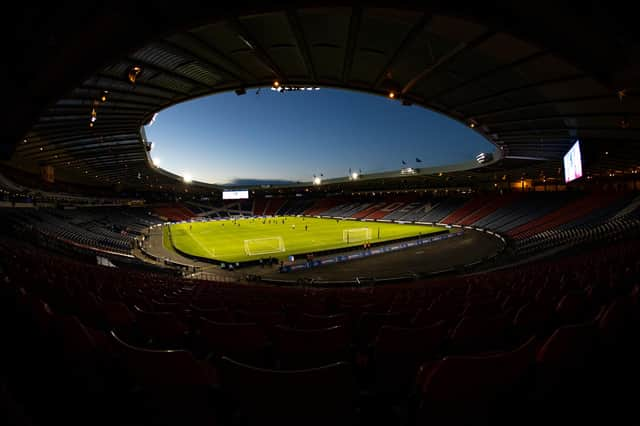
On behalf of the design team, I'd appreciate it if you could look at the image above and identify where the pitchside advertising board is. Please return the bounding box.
[222,190,249,200]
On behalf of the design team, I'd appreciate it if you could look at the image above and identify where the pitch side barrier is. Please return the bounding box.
[280,230,464,273]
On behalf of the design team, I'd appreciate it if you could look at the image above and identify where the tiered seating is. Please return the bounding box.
[252,198,268,216]
[322,202,371,217]
[441,196,488,224]
[277,198,315,215]
[2,231,638,425]
[367,201,409,220]
[482,193,568,233]
[515,215,640,254]
[303,198,345,215]
[459,193,519,226]
[351,202,389,219]
[417,198,467,222]
[264,198,287,216]
[507,192,623,239]
[152,204,195,222]
[384,201,432,221]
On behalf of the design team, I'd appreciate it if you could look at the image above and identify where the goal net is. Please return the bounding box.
[343,228,372,243]
[243,236,286,256]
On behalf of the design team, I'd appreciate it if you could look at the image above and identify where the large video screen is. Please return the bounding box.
[222,190,249,200]
[563,140,583,183]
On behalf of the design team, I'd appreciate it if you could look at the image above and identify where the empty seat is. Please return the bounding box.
[417,336,537,425]
[198,319,270,367]
[449,314,509,354]
[532,323,600,423]
[356,311,412,350]
[273,325,350,369]
[296,312,349,330]
[133,307,190,348]
[219,356,356,426]
[368,321,446,396]
[108,330,219,425]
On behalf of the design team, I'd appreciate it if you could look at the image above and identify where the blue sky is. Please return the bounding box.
[145,87,494,185]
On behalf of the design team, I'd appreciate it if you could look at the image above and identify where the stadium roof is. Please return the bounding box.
[4,2,640,189]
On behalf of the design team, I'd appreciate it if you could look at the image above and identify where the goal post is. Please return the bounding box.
[243,236,286,256]
[343,228,372,243]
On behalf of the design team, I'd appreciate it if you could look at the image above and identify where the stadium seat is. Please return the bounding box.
[133,307,190,348]
[272,325,351,369]
[197,318,271,367]
[531,322,601,423]
[448,314,510,355]
[296,312,350,330]
[108,330,219,426]
[416,336,537,426]
[366,321,446,397]
[218,356,357,426]
[356,311,412,350]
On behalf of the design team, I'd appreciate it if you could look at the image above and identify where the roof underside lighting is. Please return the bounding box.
[128,66,142,84]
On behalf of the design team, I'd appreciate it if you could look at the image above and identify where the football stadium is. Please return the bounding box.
[2,3,640,426]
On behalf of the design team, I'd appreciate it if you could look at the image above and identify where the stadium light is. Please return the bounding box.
[128,66,142,84]
[183,173,192,183]
[313,176,322,185]
[351,171,359,180]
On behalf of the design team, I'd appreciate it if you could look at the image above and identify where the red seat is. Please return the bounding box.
[108,330,219,425]
[297,312,349,330]
[133,305,190,348]
[368,321,446,396]
[449,314,509,354]
[417,336,537,425]
[198,318,270,367]
[219,356,356,426]
[273,325,350,369]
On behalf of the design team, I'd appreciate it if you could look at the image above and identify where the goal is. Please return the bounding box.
[243,236,286,256]
[343,228,372,243]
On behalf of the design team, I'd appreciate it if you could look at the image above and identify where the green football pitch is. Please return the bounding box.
[164,216,445,263]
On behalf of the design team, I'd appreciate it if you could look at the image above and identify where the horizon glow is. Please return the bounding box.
[145,87,494,185]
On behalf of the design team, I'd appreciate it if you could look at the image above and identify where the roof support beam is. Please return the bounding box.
[228,18,285,81]
[426,51,548,101]
[373,14,431,89]
[401,31,494,95]
[158,38,247,85]
[470,94,619,120]
[450,74,586,110]
[181,30,259,81]
[286,10,317,82]
[486,111,640,127]
[342,6,362,83]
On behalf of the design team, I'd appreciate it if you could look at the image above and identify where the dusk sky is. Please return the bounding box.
[145,87,494,185]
